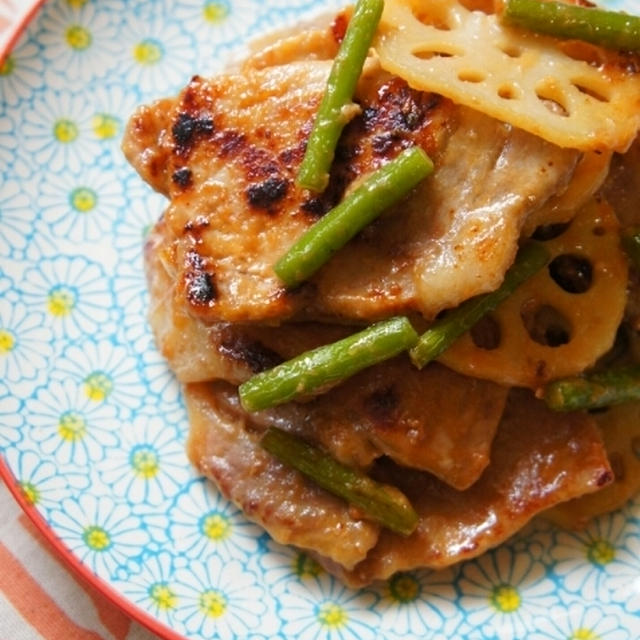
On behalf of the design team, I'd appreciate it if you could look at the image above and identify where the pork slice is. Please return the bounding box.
[330,389,612,587]
[146,218,507,489]
[124,56,580,325]
[184,381,380,570]
[144,218,353,384]
[215,358,507,489]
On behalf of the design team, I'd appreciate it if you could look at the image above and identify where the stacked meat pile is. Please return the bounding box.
[122,5,640,585]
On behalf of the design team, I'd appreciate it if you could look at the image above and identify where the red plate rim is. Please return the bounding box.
[0,3,185,637]
[0,454,186,640]
[0,0,45,64]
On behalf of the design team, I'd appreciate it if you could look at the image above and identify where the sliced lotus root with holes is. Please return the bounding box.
[542,402,640,530]
[438,197,628,388]
[374,0,640,152]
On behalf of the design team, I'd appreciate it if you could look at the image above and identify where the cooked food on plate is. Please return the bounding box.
[123,0,640,586]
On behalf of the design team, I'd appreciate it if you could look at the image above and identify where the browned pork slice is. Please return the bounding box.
[148,218,507,489]
[185,381,380,570]
[124,56,580,325]
[332,389,612,586]
[185,384,611,585]
[144,219,353,384]
[211,359,507,489]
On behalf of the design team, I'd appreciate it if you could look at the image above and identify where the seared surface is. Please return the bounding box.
[145,220,352,384]
[211,359,507,490]
[186,384,610,584]
[147,219,507,489]
[333,389,612,586]
[127,16,621,586]
[125,55,580,325]
[185,381,380,570]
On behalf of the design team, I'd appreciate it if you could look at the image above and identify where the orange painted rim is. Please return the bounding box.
[0,455,186,640]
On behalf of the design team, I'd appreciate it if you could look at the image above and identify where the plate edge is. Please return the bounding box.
[0,454,187,640]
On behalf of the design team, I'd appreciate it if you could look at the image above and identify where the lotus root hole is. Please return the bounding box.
[521,301,572,347]
[548,254,593,294]
[470,314,501,350]
[457,69,486,83]
[411,5,452,30]
[572,81,610,104]
[499,43,523,58]
[536,83,570,117]
[412,48,456,60]
[498,84,519,100]
[531,222,571,241]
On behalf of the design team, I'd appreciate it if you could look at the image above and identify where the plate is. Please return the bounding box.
[1,1,639,638]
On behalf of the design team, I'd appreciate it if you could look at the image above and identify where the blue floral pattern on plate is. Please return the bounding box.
[0,0,639,638]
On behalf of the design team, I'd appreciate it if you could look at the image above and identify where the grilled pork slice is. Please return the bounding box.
[334,389,612,586]
[185,381,380,570]
[186,385,611,586]
[124,55,580,325]
[211,359,507,490]
[148,218,507,489]
[145,218,353,384]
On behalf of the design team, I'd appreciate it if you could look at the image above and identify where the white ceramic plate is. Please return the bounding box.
[1,1,639,638]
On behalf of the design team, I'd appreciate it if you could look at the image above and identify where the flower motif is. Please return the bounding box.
[0,107,32,179]
[21,91,102,174]
[37,165,126,243]
[2,447,70,513]
[550,511,638,604]
[116,551,179,626]
[0,178,37,258]
[98,413,191,506]
[21,255,116,339]
[529,601,631,640]
[457,546,558,638]
[113,179,165,265]
[51,338,143,416]
[169,478,262,562]
[0,36,45,108]
[260,539,326,592]
[278,572,380,640]
[375,568,461,638]
[0,268,16,302]
[0,301,53,387]
[118,16,196,98]
[610,533,640,614]
[26,378,120,467]
[88,83,145,149]
[113,259,153,353]
[174,556,272,639]
[171,0,263,61]
[48,494,149,579]
[113,250,147,310]
[0,380,23,449]
[140,347,182,405]
[259,0,321,8]
[38,0,123,84]
[255,0,343,35]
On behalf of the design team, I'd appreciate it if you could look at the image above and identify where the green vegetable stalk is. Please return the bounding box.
[261,427,419,536]
[239,316,418,411]
[544,364,640,411]
[297,0,384,192]
[277,146,433,289]
[502,0,640,52]
[410,242,550,369]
